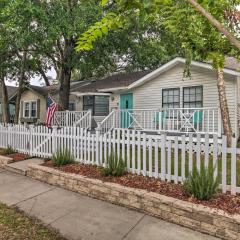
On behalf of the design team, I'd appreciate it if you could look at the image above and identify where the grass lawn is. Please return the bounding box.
[0,203,65,240]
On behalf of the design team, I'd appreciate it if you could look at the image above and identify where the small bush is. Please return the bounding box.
[102,152,126,177]
[184,163,220,200]
[3,145,15,155]
[52,148,74,167]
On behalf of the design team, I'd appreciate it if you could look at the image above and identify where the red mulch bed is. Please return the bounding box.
[7,153,29,162]
[42,161,240,215]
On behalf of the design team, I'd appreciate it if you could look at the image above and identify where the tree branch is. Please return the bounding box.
[187,0,240,50]
[38,66,50,86]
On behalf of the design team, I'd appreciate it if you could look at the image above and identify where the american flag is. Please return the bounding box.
[45,96,58,127]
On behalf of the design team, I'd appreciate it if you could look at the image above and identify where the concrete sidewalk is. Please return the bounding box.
[0,169,219,240]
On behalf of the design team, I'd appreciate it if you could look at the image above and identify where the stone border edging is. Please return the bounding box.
[27,163,240,240]
[0,155,13,166]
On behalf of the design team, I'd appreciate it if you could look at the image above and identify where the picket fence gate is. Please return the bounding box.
[0,124,239,195]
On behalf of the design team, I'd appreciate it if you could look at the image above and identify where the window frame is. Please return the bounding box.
[162,88,180,109]
[183,86,203,109]
[83,95,109,116]
[23,100,37,118]
[83,95,95,114]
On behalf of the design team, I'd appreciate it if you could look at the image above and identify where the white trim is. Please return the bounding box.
[97,87,128,92]
[128,57,240,89]
[23,100,37,118]
[71,92,111,97]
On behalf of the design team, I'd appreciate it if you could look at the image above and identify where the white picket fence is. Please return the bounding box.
[0,124,239,195]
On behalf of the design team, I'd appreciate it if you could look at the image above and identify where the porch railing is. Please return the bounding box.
[96,110,118,134]
[97,107,221,135]
[73,110,92,129]
[158,108,221,135]
[53,110,91,128]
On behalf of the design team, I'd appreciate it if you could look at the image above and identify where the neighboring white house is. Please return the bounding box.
[73,57,239,137]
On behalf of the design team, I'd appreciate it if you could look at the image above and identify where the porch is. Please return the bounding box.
[97,107,222,136]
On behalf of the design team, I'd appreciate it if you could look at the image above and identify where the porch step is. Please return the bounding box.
[4,158,45,176]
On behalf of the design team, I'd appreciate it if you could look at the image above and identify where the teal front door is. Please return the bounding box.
[120,93,133,128]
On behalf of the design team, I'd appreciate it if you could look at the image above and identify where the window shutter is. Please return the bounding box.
[37,99,40,118]
[20,101,24,118]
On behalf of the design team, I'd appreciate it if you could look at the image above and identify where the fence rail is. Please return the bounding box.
[0,124,239,195]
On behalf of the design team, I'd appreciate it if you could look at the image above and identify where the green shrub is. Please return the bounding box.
[52,148,75,167]
[102,152,126,177]
[3,145,15,155]
[184,163,220,200]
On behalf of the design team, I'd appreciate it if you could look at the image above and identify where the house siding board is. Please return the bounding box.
[109,93,119,111]
[132,64,237,134]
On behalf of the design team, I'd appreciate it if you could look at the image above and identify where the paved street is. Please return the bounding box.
[0,169,219,240]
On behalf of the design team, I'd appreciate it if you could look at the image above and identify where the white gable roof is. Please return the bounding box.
[128,57,240,89]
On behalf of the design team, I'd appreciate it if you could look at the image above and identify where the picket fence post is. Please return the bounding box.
[29,125,33,156]
[221,135,227,194]
[231,137,237,195]
[161,133,166,181]
[52,126,57,155]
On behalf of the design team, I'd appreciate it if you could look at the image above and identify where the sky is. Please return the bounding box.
[7,68,56,87]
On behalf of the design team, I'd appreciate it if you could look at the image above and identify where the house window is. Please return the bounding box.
[24,102,30,118]
[69,102,76,111]
[83,95,109,116]
[162,88,180,108]
[24,101,37,118]
[183,86,203,108]
[83,96,94,114]
[94,96,109,116]
[31,101,37,118]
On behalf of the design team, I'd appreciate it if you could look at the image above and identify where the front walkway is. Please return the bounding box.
[0,169,218,240]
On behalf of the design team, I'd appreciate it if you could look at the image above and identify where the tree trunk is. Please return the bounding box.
[217,69,233,146]
[0,77,10,123]
[187,0,240,50]
[58,38,75,110]
[14,50,27,124]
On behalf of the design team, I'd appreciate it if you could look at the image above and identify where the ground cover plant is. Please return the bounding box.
[0,147,29,162]
[0,145,15,155]
[52,148,75,167]
[101,152,126,177]
[0,203,65,240]
[184,163,220,200]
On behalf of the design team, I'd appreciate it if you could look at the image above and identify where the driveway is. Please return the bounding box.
[0,170,219,240]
